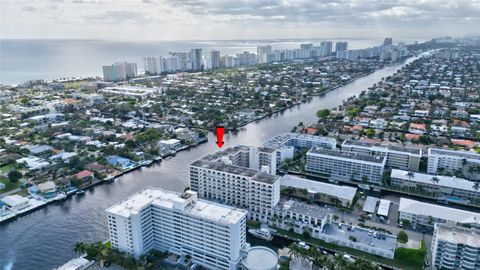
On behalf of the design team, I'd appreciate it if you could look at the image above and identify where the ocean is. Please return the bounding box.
[0,38,400,85]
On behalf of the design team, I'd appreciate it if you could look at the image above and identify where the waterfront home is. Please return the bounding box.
[106,155,136,170]
[1,194,31,211]
[74,170,95,184]
[158,139,181,154]
[36,181,57,198]
[49,152,78,163]
[85,163,115,177]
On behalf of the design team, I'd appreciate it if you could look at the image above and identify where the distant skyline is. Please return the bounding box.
[1,0,480,41]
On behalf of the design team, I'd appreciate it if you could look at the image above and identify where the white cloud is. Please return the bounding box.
[0,0,479,40]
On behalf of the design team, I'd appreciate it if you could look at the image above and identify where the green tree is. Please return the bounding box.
[8,170,22,183]
[316,109,330,120]
[365,128,375,138]
[397,230,408,244]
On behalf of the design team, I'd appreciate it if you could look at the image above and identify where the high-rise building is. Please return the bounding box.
[236,51,256,65]
[335,41,348,52]
[189,145,280,222]
[300,43,313,50]
[115,62,137,78]
[431,222,480,270]
[106,188,247,270]
[190,48,203,71]
[102,63,127,82]
[320,41,333,56]
[169,52,189,71]
[143,57,159,75]
[207,50,221,69]
[383,37,393,46]
[257,45,272,63]
[336,49,359,60]
[220,55,236,68]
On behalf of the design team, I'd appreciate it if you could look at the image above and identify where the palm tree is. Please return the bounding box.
[430,176,440,184]
[332,253,348,270]
[73,242,85,255]
[405,171,415,195]
[473,181,479,192]
[310,252,328,268]
[288,243,308,261]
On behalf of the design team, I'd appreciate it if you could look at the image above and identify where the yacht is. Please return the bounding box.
[248,228,274,241]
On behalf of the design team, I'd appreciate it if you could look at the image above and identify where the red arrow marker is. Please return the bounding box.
[215,126,225,148]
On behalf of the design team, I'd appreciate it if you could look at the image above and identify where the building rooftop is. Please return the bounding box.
[263,132,336,149]
[363,197,379,213]
[323,222,396,252]
[1,194,29,207]
[252,172,280,184]
[428,147,480,160]
[190,160,259,178]
[308,147,386,164]
[274,199,333,220]
[200,145,250,161]
[399,198,480,225]
[434,223,480,248]
[56,257,91,270]
[342,140,422,155]
[281,175,357,202]
[106,188,247,225]
[391,169,479,193]
[242,246,278,270]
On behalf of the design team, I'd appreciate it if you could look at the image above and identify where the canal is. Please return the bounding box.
[0,56,422,270]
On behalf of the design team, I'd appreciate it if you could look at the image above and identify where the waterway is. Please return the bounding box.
[0,55,422,270]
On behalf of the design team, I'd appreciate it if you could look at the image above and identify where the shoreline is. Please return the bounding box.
[0,138,208,225]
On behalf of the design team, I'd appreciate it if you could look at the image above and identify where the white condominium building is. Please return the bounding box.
[305,147,386,184]
[398,198,480,229]
[106,189,247,270]
[428,148,480,180]
[189,145,281,221]
[390,169,480,203]
[342,140,422,171]
[431,222,480,270]
[263,132,337,150]
[263,132,337,165]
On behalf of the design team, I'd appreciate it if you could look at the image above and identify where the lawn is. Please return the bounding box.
[0,164,13,174]
[0,175,21,194]
[395,241,426,269]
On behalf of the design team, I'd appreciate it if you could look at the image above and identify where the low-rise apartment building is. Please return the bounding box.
[398,198,480,229]
[280,175,357,207]
[342,140,422,171]
[263,133,337,165]
[305,147,386,184]
[428,148,480,180]
[390,169,480,204]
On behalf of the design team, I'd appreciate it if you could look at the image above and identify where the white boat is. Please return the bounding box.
[54,193,67,201]
[248,228,274,241]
